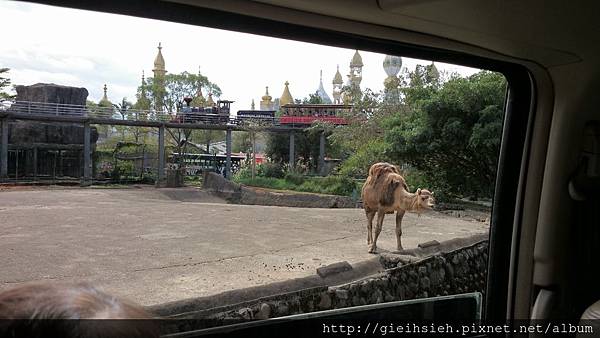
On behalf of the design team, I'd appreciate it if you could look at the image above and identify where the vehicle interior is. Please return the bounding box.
[18,0,600,336]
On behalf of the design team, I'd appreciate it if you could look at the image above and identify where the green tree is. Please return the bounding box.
[141,71,223,154]
[0,68,15,100]
[112,98,134,140]
[385,70,506,199]
[142,71,222,112]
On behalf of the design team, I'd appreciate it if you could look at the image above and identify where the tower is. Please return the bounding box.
[332,65,343,104]
[152,42,166,111]
[349,50,363,90]
[383,55,402,103]
[280,81,294,106]
[315,70,332,104]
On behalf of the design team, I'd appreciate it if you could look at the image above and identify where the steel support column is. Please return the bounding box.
[82,122,92,186]
[1,119,8,180]
[225,128,232,179]
[158,125,165,184]
[289,131,295,171]
[319,131,326,176]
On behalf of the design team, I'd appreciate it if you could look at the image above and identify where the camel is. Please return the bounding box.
[361,162,435,253]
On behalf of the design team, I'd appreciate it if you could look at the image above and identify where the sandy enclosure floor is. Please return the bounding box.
[0,187,489,306]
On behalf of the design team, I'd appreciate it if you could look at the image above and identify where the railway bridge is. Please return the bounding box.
[0,100,334,183]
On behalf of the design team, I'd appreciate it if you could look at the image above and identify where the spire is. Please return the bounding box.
[316,70,332,104]
[99,84,112,107]
[153,42,165,72]
[251,99,255,110]
[280,81,294,106]
[333,64,343,84]
[141,70,146,95]
[191,66,205,107]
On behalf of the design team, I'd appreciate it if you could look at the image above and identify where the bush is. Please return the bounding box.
[261,162,285,178]
[284,172,305,185]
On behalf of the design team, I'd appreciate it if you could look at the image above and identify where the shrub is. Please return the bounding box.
[261,162,285,178]
[284,172,305,185]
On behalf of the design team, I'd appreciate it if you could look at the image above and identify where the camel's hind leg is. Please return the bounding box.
[395,210,406,251]
[365,209,376,245]
[368,210,386,253]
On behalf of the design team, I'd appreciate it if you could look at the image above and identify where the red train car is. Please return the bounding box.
[279,104,351,125]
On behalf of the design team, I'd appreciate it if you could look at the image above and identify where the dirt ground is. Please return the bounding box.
[0,186,489,306]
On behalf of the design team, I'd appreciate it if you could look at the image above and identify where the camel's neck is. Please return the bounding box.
[395,191,421,213]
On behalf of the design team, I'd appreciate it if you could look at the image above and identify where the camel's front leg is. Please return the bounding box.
[365,210,376,245]
[395,209,406,251]
[368,210,386,253]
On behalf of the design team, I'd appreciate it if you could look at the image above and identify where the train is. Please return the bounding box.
[173,99,351,126]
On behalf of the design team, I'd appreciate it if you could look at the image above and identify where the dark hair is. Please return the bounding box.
[0,282,159,338]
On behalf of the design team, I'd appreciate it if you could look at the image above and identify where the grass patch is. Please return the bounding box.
[234,175,360,197]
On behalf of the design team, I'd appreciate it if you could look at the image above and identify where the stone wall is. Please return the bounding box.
[203,171,357,208]
[162,238,488,332]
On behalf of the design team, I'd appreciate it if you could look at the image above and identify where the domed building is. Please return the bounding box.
[383,55,402,103]
[260,86,274,110]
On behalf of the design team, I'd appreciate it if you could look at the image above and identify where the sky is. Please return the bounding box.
[0,1,480,114]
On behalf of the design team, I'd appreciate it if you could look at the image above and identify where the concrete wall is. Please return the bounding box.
[203,171,357,208]
[161,238,488,332]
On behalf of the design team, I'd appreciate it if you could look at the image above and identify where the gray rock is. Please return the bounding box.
[255,303,271,320]
[317,292,332,310]
[317,261,352,278]
[15,83,88,106]
[335,289,349,300]
[238,307,253,320]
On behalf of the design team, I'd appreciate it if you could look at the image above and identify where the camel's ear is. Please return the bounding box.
[416,188,422,195]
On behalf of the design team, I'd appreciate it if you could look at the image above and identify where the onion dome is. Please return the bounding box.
[383,55,402,77]
[350,50,363,67]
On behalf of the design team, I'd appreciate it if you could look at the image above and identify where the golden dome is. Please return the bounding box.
[280,81,293,106]
[350,50,363,67]
[261,86,272,101]
[333,65,343,84]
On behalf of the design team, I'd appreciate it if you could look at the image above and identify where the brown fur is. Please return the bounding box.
[361,163,435,253]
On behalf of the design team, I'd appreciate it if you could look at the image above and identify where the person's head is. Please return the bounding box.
[0,282,159,337]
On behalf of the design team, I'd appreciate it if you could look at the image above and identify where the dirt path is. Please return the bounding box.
[0,187,489,306]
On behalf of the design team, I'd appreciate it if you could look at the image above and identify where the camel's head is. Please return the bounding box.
[416,188,435,212]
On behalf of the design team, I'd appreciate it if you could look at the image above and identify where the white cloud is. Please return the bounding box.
[0,1,480,112]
